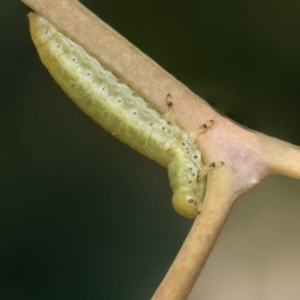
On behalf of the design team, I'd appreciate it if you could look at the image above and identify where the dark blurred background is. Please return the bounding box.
[1,1,300,299]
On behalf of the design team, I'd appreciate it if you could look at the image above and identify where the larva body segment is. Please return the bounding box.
[28,13,207,218]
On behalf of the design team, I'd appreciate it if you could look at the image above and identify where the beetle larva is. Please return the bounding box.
[28,13,212,218]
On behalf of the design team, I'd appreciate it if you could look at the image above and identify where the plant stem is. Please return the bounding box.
[21,0,300,299]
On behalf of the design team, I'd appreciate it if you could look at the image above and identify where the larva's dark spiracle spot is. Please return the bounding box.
[28,13,209,218]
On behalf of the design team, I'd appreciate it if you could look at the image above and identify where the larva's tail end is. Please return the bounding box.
[28,13,40,42]
[28,12,40,30]
[28,13,48,44]
[172,191,199,219]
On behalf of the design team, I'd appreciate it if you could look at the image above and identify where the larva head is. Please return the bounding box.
[172,191,199,219]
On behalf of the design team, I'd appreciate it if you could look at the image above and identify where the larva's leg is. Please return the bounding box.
[198,161,225,179]
[190,120,214,143]
[196,202,204,216]
[164,93,176,124]
[165,93,173,109]
[164,93,214,142]
[196,161,224,214]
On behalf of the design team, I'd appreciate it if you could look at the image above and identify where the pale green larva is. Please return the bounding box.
[28,13,214,218]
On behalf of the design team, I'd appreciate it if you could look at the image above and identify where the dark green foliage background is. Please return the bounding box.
[1,1,300,299]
